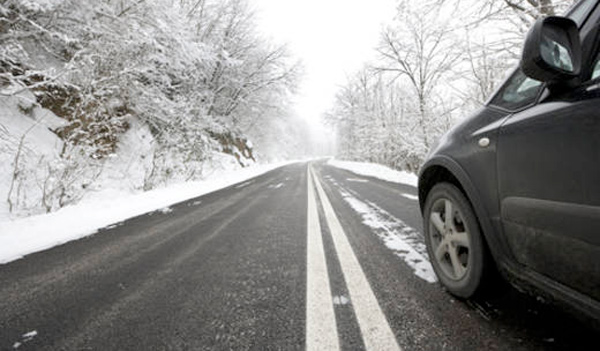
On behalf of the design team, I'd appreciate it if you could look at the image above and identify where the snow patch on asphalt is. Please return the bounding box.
[333,295,350,305]
[104,223,121,230]
[268,182,284,189]
[21,331,37,339]
[13,330,37,349]
[328,159,418,187]
[158,207,173,214]
[336,186,436,283]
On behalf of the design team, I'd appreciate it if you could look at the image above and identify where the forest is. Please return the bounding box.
[326,0,572,172]
[0,0,573,218]
[0,0,307,217]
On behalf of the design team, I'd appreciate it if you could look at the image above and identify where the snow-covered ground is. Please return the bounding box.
[0,89,304,264]
[0,92,66,219]
[338,186,435,283]
[325,159,433,282]
[323,172,435,283]
[327,159,419,188]
[0,161,297,264]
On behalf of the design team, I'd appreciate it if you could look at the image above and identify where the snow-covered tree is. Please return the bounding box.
[0,0,302,215]
[328,0,573,173]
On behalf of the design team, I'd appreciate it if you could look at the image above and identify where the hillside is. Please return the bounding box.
[0,0,308,219]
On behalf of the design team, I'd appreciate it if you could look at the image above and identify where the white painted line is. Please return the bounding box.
[346,178,368,183]
[310,167,402,351]
[325,175,434,283]
[401,193,419,201]
[340,190,436,283]
[235,180,254,189]
[306,166,340,351]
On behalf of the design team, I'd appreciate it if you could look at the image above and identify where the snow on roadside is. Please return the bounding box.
[327,159,418,188]
[0,161,298,264]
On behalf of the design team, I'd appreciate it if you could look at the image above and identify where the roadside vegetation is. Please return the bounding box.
[0,0,307,217]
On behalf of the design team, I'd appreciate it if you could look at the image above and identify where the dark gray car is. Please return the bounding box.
[418,0,600,325]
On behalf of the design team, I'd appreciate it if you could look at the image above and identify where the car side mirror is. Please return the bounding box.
[520,16,582,83]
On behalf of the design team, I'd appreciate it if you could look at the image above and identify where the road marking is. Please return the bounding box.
[235,180,253,188]
[306,166,340,351]
[338,186,436,283]
[401,193,419,201]
[310,167,402,351]
[346,178,368,183]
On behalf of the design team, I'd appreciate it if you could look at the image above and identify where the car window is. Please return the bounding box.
[567,0,597,26]
[585,21,600,81]
[489,69,543,111]
[592,57,600,80]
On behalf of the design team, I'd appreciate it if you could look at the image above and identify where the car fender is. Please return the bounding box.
[419,155,511,269]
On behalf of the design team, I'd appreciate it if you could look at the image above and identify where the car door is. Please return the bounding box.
[497,83,600,301]
[494,0,600,302]
[496,5,600,299]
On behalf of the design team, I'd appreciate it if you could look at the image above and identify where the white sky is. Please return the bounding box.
[251,0,396,138]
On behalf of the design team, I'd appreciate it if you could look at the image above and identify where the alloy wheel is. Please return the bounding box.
[428,198,471,281]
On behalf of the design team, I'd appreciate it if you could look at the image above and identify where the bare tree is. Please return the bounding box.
[374,7,461,148]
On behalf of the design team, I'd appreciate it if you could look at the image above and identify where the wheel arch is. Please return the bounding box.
[418,156,500,259]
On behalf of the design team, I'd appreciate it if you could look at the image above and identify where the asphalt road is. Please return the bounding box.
[0,161,596,350]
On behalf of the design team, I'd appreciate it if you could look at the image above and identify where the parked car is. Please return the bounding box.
[418,0,600,325]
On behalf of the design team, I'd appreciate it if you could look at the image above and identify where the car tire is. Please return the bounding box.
[423,182,492,298]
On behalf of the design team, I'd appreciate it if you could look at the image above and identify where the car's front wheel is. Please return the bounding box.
[423,182,492,298]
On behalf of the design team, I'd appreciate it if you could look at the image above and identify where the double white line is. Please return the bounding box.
[306,165,402,351]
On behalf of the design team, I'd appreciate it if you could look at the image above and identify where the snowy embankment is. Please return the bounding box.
[0,161,296,264]
[327,159,419,188]
[0,91,301,264]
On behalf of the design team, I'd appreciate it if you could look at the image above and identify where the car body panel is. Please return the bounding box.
[418,0,600,324]
[498,86,600,301]
[419,107,513,264]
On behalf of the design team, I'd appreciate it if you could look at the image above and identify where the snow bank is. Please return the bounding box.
[0,161,297,264]
[327,159,418,187]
